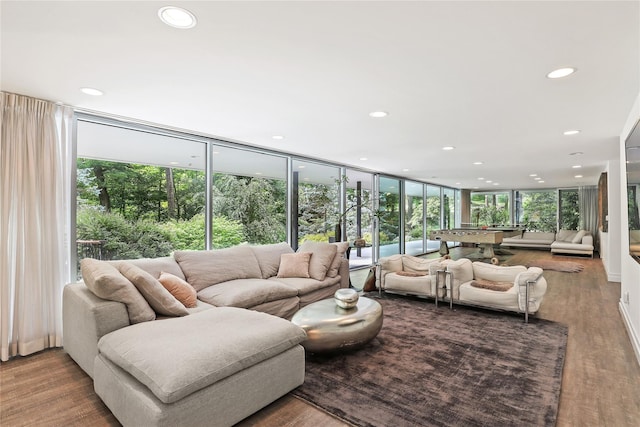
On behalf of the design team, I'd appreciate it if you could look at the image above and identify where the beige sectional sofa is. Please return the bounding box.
[63,241,349,427]
[378,255,547,322]
[501,229,594,257]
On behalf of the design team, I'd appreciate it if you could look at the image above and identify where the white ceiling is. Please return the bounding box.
[2,1,639,191]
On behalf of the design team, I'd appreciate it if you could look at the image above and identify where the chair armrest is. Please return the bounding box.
[515,267,548,319]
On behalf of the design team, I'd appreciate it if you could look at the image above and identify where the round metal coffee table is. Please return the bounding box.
[291,296,383,353]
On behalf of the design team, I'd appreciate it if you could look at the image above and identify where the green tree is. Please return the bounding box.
[212,174,286,244]
[520,191,557,232]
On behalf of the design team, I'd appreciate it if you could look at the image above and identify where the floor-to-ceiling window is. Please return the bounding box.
[211,145,287,246]
[470,191,511,227]
[558,188,579,230]
[443,187,455,230]
[344,169,374,268]
[293,160,341,246]
[515,190,558,232]
[378,176,401,257]
[426,185,442,252]
[75,119,207,276]
[405,181,425,255]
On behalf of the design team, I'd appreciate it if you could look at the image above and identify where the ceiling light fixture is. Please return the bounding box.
[569,151,584,156]
[572,165,582,169]
[80,87,103,96]
[574,175,583,178]
[473,161,483,165]
[493,183,499,186]
[547,67,576,79]
[442,146,455,151]
[158,6,197,29]
[402,168,409,172]
[538,180,545,183]
[563,130,581,136]
[359,157,368,161]
[369,111,388,118]
[272,135,284,140]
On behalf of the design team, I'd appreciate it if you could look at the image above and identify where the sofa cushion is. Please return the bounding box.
[118,262,188,317]
[327,241,350,278]
[556,229,578,243]
[158,271,197,308]
[572,230,587,244]
[80,258,155,324]
[116,256,186,281]
[97,308,306,404]
[402,256,441,274]
[196,278,299,308]
[472,262,527,282]
[174,246,262,291]
[269,275,341,296]
[250,242,295,279]
[297,241,337,281]
[380,254,404,272]
[277,252,311,278]
[470,279,513,292]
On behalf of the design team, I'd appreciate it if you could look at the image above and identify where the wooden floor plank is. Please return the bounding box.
[1,249,639,426]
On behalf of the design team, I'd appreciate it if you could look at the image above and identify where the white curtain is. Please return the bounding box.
[0,92,73,361]
[579,186,599,246]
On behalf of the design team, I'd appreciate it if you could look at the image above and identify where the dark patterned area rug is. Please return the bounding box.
[291,295,567,427]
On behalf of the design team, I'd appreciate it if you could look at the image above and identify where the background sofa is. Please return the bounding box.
[63,241,349,427]
[378,254,445,298]
[501,229,594,257]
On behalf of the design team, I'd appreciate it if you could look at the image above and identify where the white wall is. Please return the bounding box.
[602,160,622,282]
[619,93,640,364]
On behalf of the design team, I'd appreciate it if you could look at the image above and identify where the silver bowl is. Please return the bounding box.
[334,288,359,309]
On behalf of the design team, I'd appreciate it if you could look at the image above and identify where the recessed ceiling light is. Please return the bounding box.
[529,173,537,177]
[80,87,103,96]
[455,182,461,185]
[493,183,499,186]
[158,6,197,29]
[478,177,484,180]
[169,161,179,165]
[473,161,483,165]
[538,180,545,183]
[255,172,263,175]
[534,177,541,180]
[485,180,492,183]
[369,111,388,118]
[574,175,583,178]
[298,165,305,169]
[359,157,368,161]
[272,135,284,140]
[564,130,581,136]
[547,67,576,79]
[569,152,584,156]
[402,168,410,172]
[442,146,455,151]
[572,165,582,169]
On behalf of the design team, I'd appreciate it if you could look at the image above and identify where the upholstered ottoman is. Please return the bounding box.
[93,308,306,427]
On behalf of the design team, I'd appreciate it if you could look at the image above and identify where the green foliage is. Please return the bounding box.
[473,205,509,227]
[520,191,557,232]
[77,208,173,259]
[212,174,286,244]
[559,190,580,230]
[299,233,333,243]
[159,214,206,251]
[211,216,245,249]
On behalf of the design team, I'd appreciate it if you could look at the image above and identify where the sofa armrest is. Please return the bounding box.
[378,255,404,290]
[63,282,130,378]
[582,234,594,246]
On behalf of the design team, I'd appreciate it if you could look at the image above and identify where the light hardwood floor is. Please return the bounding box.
[1,249,639,426]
